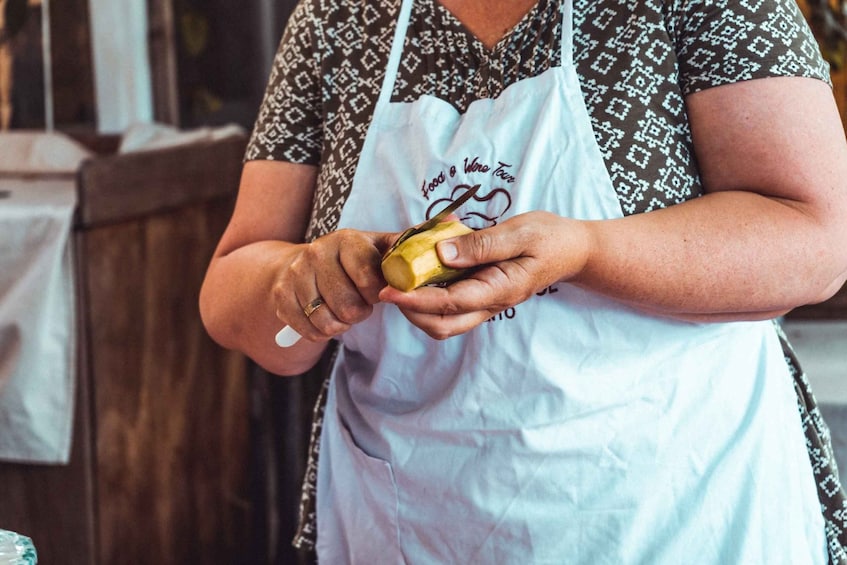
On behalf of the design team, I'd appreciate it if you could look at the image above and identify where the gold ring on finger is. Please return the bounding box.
[303,297,325,318]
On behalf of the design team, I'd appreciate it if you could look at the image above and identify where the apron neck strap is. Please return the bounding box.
[377,0,415,108]
[378,0,574,107]
[561,0,573,67]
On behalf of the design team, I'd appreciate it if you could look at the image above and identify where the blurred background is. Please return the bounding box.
[0,1,845,564]
[0,0,297,132]
[0,1,324,564]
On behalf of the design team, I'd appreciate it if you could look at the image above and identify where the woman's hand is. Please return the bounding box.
[274,228,394,344]
[378,211,592,339]
[201,161,397,376]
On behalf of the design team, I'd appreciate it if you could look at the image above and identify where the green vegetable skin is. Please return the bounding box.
[381,221,473,291]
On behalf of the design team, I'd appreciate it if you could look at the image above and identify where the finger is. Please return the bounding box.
[280,279,352,343]
[339,235,388,305]
[380,262,531,314]
[315,261,373,327]
[279,255,350,341]
[435,221,528,270]
[314,236,381,322]
[289,233,367,326]
[286,280,329,337]
[396,306,494,341]
[302,293,352,339]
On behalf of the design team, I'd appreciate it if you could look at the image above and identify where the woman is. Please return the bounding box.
[200,0,847,562]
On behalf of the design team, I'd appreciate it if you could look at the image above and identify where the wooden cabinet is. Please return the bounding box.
[0,134,252,564]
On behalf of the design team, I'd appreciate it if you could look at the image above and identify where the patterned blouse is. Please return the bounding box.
[245,0,846,559]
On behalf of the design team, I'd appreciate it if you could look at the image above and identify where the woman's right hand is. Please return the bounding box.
[272,228,395,344]
[201,161,397,376]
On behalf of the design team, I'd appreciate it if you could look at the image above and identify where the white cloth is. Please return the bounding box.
[117,122,245,154]
[0,132,87,464]
[0,132,92,175]
[316,0,828,562]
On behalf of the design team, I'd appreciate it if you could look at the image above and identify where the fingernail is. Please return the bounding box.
[439,241,458,261]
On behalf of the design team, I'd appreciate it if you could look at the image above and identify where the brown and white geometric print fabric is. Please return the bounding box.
[777,322,847,565]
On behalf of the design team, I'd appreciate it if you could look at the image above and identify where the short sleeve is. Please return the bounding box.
[244,0,323,164]
[671,0,831,95]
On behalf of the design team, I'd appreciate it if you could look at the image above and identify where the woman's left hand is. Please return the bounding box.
[378,211,591,339]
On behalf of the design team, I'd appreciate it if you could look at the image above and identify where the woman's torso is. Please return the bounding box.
[246,0,838,561]
[306,1,828,562]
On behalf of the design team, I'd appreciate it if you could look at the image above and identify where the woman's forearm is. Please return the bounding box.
[199,161,334,376]
[200,240,330,376]
[385,182,847,340]
[576,189,847,321]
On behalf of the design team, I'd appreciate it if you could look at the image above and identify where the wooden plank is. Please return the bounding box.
[78,197,251,564]
[75,134,246,228]
[48,0,97,128]
[147,0,180,125]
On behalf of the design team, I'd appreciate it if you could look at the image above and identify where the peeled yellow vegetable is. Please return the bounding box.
[381,221,473,291]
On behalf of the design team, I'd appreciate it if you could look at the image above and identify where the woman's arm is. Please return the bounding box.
[200,161,326,375]
[199,160,393,375]
[580,76,847,318]
[380,76,847,337]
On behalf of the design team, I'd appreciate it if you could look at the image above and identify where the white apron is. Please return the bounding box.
[317,1,827,562]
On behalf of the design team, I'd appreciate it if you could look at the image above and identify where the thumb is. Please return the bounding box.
[436,224,522,269]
